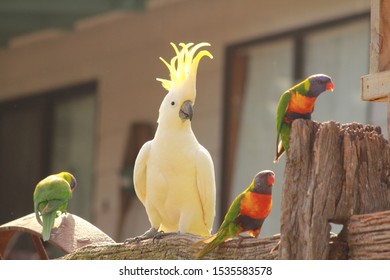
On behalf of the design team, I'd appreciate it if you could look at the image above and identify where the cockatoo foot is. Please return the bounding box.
[124,227,159,244]
[151,231,179,243]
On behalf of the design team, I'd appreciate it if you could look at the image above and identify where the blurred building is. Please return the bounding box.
[0,0,383,257]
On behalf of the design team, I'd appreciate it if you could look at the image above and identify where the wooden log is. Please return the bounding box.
[62,233,280,260]
[348,210,390,259]
[279,119,390,260]
[61,232,347,260]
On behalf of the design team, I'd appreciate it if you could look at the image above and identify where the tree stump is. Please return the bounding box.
[279,119,390,259]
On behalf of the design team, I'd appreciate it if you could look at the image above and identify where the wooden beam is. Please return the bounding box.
[361,70,390,101]
[369,0,390,73]
[378,0,390,71]
[361,0,390,101]
[369,0,381,74]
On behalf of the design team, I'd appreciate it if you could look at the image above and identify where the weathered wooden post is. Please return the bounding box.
[278,120,390,259]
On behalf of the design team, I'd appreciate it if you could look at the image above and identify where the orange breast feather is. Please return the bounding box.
[240,192,272,219]
[287,90,316,114]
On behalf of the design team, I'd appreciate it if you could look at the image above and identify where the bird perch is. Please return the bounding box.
[279,119,390,259]
[62,233,280,260]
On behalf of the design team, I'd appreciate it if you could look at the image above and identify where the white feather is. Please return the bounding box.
[133,86,216,236]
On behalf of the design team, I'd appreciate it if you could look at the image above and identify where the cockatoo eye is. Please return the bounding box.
[171,101,175,106]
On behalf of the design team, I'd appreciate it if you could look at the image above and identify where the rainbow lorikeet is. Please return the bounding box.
[33,172,77,241]
[274,74,334,163]
[193,170,275,259]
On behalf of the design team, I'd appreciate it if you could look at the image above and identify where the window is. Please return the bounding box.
[221,14,385,236]
[0,82,97,227]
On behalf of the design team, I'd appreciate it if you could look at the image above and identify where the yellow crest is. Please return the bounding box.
[157,42,213,92]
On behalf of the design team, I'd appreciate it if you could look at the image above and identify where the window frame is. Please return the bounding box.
[0,81,97,224]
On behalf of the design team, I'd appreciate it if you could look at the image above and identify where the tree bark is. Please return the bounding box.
[62,233,280,260]
[279,120,390,260]
[348,210,390,259]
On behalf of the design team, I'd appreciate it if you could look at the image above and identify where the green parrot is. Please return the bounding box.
[193,170,275,259]
[33,172,77,241]
[274,74,334,163]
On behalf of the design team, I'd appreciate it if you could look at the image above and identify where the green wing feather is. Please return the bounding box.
[274,90,291,162]
[41,199,68,215]
[219,193,245,228]
[275,90,291,138]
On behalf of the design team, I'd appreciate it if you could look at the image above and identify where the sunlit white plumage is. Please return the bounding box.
[133,42,215,237]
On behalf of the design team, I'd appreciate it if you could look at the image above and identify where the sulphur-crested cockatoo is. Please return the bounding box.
[127,42,216,242]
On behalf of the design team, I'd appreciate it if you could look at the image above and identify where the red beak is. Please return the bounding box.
[268,175,275,186]
[326,81,335,92]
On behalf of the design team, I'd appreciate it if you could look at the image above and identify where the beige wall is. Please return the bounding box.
[0,0,369,241]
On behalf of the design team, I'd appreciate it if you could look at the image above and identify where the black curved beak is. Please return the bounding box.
[70,174,77,192]
[179,100,193,121]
